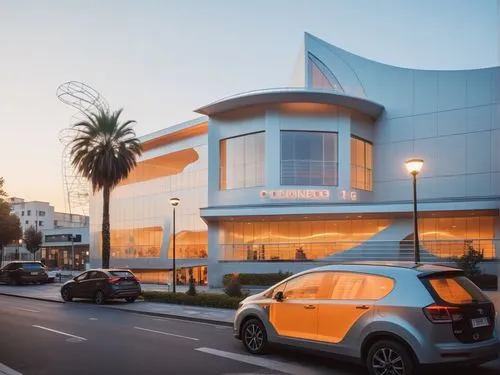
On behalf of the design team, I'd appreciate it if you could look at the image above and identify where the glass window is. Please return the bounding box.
[109,271,134,278]
[22,263,44,271]
[27,210,31,216]
[308,53,344,91]
[75,272,88,282]
[428,276,488,305]
[281,131,338,186]
[220,132,265,190]
[328,272,394,300]
[351,136,373,191]
[282,272,326,300]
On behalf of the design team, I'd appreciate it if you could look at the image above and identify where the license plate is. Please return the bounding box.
[122,281,134,285]
[30,272,38,276]
[471,317,489,328]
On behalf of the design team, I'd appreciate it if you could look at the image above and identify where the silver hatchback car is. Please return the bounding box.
[233,262,499,375]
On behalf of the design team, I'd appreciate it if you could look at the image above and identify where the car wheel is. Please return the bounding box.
[241,318,268,354]
[94,290,105,305]
[61,287,73,302]
[125,297,137,303]
[367,339,415,375]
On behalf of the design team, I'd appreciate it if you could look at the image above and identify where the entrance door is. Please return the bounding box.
[269,272,328,341]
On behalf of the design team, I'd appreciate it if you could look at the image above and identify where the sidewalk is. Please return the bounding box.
[0,283,498,327]
[0,283,237,325]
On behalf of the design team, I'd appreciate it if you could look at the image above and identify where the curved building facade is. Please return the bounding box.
[89,33,500,287]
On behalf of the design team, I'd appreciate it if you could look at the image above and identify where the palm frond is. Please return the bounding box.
[69,108,142,193]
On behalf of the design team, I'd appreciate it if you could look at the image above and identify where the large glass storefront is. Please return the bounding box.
[132,266,208,286]
[90,145,209,261]
[40,246,90,271]
[219,215,496,261]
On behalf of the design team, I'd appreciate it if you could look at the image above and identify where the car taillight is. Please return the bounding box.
[134,277,140,283]
[424,304,462,324]
[107,277,120,284]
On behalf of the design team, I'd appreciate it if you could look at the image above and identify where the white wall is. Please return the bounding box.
[304,33,500,204]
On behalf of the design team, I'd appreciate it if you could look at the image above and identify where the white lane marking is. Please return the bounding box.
[16,308,40,313]
[152,317,231,329]
[88,318,98,321]
[0,362,23,375]
[195,347,320,375]
[32,325,87,341]
[134,326,199,341]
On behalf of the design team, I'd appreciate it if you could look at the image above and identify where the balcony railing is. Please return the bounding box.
[220,238,499,262]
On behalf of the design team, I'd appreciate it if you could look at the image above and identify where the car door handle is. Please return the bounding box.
[356,305,370,310]
[304,304,316,310]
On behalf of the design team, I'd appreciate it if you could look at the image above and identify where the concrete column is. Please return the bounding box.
[207,222,223,288]
[265,111,281,189]
[337,109,351,191]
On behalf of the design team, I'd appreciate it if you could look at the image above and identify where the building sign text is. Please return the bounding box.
[260,189,330,200]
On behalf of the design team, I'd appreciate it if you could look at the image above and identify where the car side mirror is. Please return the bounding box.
[274,291,284,302]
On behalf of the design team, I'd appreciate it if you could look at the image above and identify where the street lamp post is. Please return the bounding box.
[170,197,180,293]
[405,159,424,264]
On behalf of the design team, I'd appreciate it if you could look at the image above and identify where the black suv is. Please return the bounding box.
[0,261,49,285]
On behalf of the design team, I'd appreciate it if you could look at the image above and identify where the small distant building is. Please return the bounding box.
[3,197,89,270]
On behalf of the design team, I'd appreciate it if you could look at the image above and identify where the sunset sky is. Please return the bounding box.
[0,0,498,213]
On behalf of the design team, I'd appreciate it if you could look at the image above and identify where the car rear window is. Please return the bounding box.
[109,271,134,278]
[22,263,43,271]
[428,276,489,305]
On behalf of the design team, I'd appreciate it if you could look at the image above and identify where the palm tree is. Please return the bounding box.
[70,108,142,268]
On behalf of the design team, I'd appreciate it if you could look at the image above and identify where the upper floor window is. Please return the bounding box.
[308,53,344,92]
[21,211,24,216]
[220,132,265,190]
[27,210,31,216]
[351,136,373,191]
[39,211,45,217]
[281,131,338,186]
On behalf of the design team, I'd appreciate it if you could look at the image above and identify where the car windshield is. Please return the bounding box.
[109,271,134,278]
[428,275,489,305]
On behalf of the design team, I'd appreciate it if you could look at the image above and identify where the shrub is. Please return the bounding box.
[455,244,484,278]
[142,291,244,309]
[470,274,498,291]
[224,273,243,297]
[223,271,293,286]
[186,267,197,296]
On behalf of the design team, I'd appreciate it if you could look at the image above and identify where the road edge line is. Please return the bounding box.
[0,293,64,304]
[0,362,23,375]
[105,306,233,327]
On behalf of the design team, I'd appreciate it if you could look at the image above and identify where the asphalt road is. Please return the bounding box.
[0,296,499,375]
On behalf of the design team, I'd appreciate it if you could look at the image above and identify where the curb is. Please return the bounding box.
[0,292,64,304]
[106,306,233,327]
[0,292,233,327]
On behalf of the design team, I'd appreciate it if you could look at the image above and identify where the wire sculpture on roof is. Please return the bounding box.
[57,81,109,218]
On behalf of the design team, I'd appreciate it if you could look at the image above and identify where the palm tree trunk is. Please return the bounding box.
[102,184,111,268]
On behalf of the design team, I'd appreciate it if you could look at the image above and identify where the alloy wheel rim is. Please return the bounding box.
[96,292,103,303]
[244,323,264,352]
[62,289,69,298]
[372,347,404,375]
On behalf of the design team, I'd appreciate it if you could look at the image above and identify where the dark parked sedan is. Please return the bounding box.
[60,269,141,305]
[0,261,49,285]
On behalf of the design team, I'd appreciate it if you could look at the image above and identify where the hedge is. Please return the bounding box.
[141,291,244,309]
[223,272,293,287]
[470,274,498,291]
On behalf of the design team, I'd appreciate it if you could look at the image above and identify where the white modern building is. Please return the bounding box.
[8,197,55,232]
[89,33,500,287]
